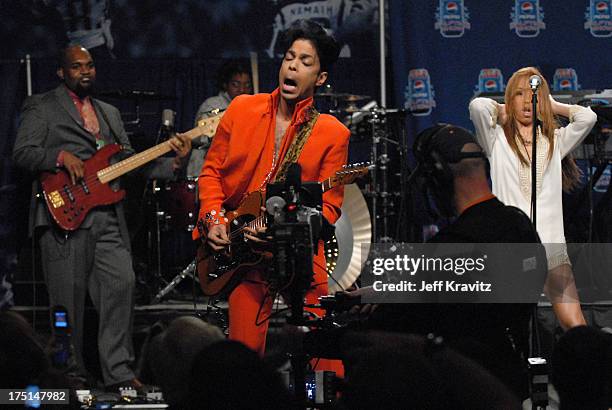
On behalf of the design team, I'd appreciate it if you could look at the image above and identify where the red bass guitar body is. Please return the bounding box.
[40,144,125,231]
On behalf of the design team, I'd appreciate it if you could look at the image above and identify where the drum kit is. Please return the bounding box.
[105,87,413,302]
[317,90,412,291]
[156,179,198,232]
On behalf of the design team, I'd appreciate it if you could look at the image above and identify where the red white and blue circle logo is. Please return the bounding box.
[521,2,534,12]
[510,0,546,38]
[585,0,612,37]
[435,0,471,38]
[474,69,505,95]
[553,68,581,92]
[405,69,436,116]
[596,1,609,13]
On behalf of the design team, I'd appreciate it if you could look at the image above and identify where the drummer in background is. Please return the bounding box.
[187,60,253,177]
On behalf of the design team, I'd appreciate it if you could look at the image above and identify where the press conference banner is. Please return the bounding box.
[389,0,611,135]
[2,0,379,59]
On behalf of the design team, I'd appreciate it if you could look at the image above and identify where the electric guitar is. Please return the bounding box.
[40,112,223,231]
[196,164,371,296]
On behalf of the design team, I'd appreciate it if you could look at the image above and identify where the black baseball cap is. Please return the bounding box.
[414,124,484,164]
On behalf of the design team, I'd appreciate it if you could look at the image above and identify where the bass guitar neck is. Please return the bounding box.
[41,112,223,231]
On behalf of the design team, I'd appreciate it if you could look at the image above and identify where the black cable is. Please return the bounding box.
[31,225,37,331]
[255,289,277,326]
[325,267,345,292]
[310,357,321,371]
[192,261,198,314]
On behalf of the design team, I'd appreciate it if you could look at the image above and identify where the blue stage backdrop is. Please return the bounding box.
[1,0,379,60]
[389,0,611,139]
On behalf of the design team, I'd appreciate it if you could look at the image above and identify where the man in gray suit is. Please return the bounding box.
[12,45,191,390]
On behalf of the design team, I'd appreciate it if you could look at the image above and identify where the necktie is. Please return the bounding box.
[80,98,105,150]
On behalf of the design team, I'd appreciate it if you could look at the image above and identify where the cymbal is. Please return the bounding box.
[315,92,371,102]
[346,94,371,102]
[97,90,177,101]
[343,105,362,113]
[325,184,371,293]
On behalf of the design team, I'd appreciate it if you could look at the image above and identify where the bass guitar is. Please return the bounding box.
[196,164,371,296]
[41,112,223,231]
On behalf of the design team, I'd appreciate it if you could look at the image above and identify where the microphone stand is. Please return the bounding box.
[530,88,538,229]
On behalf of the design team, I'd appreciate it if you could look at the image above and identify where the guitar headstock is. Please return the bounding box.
[196,109,224,138]
[324,163,372,191]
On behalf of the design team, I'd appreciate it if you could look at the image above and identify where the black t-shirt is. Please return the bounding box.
[429,197,540,244]
[369,197,542,399]
[425,197,541,346]
[372,198,541,332]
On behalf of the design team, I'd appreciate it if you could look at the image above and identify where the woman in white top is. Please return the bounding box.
[469,66,597,329]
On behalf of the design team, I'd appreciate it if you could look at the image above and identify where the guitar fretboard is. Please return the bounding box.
[97,118,218,184]
[231,215,266,240]
[321,178,334,192]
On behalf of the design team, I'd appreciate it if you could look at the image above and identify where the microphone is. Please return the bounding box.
[529,75,542,91]
[161,109,175,132]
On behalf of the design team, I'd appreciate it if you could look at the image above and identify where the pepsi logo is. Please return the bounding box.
[596,1,609,13]
[413,80,426,91]
[446,2,459,12]
[521,1,535,12]
[559,79,572,89]
[484,80,498,91]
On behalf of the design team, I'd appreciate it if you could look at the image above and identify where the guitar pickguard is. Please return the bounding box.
[205,212,265,286]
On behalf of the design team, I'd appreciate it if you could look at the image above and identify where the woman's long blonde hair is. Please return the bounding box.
[503,67,581,192]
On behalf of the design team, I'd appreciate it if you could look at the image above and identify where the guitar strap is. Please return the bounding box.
[273,106,319,183]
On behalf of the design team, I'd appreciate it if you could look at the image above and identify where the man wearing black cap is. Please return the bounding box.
[314,125,541,399]
[377,124,541,399]
[416,124,539,244]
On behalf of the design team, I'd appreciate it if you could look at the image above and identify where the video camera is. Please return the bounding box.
[265,163,324,296]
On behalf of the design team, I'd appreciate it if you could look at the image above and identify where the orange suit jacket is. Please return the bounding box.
[194,88,350,279]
